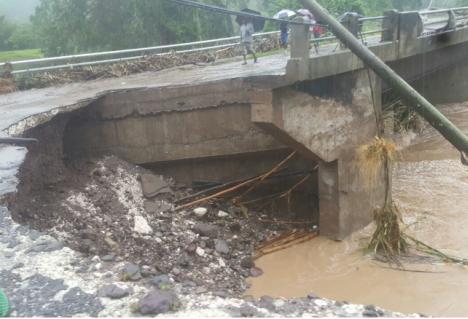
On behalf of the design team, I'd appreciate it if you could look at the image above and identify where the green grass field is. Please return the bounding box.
[0,49,43,63]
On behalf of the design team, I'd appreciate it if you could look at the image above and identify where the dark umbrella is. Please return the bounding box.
[236,8,265,32]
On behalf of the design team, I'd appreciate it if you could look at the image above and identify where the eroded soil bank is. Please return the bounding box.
[248,103,468,317]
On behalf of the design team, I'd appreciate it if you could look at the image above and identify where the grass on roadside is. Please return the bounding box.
[0,49,43,63]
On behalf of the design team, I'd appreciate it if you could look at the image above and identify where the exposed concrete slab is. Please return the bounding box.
[64,102,284,165]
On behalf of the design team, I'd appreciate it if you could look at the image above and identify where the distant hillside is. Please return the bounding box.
[0,0,40,22]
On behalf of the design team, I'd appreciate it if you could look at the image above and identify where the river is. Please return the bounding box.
[247,103,468,317]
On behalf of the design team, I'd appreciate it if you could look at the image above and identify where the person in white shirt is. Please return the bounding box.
[239,18,258,65]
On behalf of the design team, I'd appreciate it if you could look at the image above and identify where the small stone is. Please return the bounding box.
[365,305,377,311]
[218,258,226,267]
[28,229,43,241]
[94,262,103,271]
[230,222,242,232]
[314,299,328,307]
[307,293,319,300]
[363,310,380,317]
[273,299,286,308]
[98,284,131,299]
[195,287,207,294]
[183,281,196,288]
[12,262,24,269]
[196,247,206,257]
[213,290,229,298]
[151,274,172,287]
[240,257,254,269]
[193,207,208,217]
[172,268,181,276]
[134,215,153,234]
[138,289,179,315]
[238,304,258,317]
[250,267,263,277]
[193,223,219,238]
[214,239,230,254]
[259,295,275,311]
[101,254,116,262]
[27,239,63,253]
[140,174,171,198]
[121,263,142,281]
[218,210,229,218]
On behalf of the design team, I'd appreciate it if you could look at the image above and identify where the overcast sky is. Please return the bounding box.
[0,0,40,22]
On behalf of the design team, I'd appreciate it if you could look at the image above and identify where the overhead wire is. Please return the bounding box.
[163,0,327,27]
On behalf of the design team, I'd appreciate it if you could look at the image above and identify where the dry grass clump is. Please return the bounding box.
[357,136,397,189]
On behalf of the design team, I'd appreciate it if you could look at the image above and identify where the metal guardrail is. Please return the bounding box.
[419,6,468,35]
[2,31,279,75]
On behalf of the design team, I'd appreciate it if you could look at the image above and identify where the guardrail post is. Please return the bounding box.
[448,9,456,30]
[382,10,399,42]
[287,16,311,81]
[398,11,423,57]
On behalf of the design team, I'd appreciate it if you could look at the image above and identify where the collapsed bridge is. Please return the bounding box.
[2,7,468,240]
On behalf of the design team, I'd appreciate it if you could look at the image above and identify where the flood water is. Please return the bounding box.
[247,104,468,316]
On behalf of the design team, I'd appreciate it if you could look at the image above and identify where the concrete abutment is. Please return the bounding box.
[252,70,385,240]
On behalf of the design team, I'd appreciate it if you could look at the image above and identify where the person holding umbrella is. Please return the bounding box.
[297,8,322,53]
[239,17,258,65]
[274,10,296,50]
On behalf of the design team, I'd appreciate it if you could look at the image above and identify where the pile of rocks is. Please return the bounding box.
[7,156,306,297]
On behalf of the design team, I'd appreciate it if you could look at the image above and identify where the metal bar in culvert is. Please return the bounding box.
[0,137,38,146]
[299,0,468,157]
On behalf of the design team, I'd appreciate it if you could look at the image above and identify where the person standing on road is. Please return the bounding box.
[279,21,289,50]
[240,17,258,65]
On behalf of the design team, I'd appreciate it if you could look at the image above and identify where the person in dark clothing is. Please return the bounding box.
[279,21,289,49]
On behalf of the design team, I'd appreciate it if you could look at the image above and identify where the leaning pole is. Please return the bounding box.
[300,0,468,157]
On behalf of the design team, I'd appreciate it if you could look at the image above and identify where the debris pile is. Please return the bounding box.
[6,154,315,296]
[13,34,280,91]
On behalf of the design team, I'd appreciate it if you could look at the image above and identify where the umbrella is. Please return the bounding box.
[297,8,316,23]
[236,8,265,32]
[273,9,296,19]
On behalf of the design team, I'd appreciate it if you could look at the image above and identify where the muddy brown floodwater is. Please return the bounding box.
[247,103,468,317]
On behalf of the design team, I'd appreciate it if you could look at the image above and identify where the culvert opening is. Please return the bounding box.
[5,104,320,296]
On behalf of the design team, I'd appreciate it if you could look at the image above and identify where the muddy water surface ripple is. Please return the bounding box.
[247,103,468,317]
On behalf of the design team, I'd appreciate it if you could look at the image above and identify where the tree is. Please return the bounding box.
[0,16,14,50]
[31,0,238,56]
[8,23,37,50]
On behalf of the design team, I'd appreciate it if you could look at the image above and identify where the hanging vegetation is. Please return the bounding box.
[357,137,408,259]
